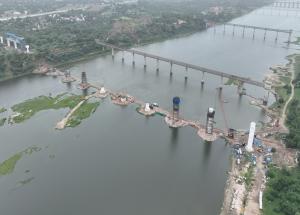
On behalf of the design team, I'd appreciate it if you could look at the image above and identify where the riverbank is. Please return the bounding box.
[220,54,300,215]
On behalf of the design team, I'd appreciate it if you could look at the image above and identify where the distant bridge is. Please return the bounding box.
[272,0,300,8]
[224,23,293,42]
[95,40,265,89]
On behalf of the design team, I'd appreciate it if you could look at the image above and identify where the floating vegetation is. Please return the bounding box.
[66,101,100,127]
[0,146,42,176]
[0,117,6,126]
[0,107,6,113]
[225,78,240,86]
[24,146,42,155]
[0,152,23,176]
[11,93,84,123]
[18,177,35,186]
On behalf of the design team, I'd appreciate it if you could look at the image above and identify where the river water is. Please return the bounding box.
[0,6,299,215]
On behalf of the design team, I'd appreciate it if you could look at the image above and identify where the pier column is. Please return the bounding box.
[223,24,226,35]
[219,76,223,92]
[170,62,173,76]
[264,29,267,41]
[185,66,188,80]
[122,51,125,63]
[237,82,244,96]
[263,91,270,106]
[242,27,245,38]
[206,108,216,134]
[275,31,279,42]
[81,72,87,85]
[232,25,235,36]
[132,52,135,66]
[156,59,159,72]
[144,56,147,69]
[14,41,18,49]
[111,48,114,58]
[287,30,292,44]
[252,28,256,39]
[214,25,216,34]
[201,72,205,86]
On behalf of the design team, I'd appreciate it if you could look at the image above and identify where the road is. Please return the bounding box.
[280,57,295,132]
[0,7,87,21]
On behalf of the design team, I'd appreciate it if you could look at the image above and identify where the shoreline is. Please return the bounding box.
[220,54,299,215]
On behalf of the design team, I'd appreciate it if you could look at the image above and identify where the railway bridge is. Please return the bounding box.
[95,40,267,95]
[222,23,293,42]
[272,0,300,8]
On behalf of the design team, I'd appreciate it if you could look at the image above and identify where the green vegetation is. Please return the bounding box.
[66,101,100,127]
[285,55,300,149]
[11,93,84,123]
[292,37,300,45]
[0,0,272,80]
[0,152,22,176]
[0,146,42,176]
[0,107,6,113]
[263,55,300,215]
[0,50,36,82]
[225,78,240,86]
[18,177,35,186]
[244,165,254,189]
[0,117,7,126]
[264,167,300,215]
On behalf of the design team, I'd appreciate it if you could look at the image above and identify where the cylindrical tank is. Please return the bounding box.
[81,72,87,84]
[172,97,181,119]
[206,107,215,134]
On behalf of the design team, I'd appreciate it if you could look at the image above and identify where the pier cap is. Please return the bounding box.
[207,107,215,117]
[173,96,181,105]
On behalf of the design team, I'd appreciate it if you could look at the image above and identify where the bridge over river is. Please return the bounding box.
[95,40,266,90]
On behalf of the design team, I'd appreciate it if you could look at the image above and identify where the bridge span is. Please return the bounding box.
[95,40,265,89]
[272,0,300,8]
[224,23,293,42]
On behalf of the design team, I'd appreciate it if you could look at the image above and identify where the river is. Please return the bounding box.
[0,6,299,215]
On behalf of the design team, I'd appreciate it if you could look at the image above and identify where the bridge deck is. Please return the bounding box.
[225,23,292,33]
[96,40,265,88]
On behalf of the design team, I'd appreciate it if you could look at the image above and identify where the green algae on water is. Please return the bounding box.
[66,101,100,128]
[0,117,6,126]
[0,107,6,113]
[11,93,84,123]
[0,146,42,176]
[0,152,23,176]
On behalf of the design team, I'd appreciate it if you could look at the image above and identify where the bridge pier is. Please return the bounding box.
[156,59,160,72]
[122,51,125,63]
[252,28,256,39]
[185,66,188,80]
[223,24,226,35]
[144,56,147,69]
[232,25,235,36]
[264,29,267,41]
[237,82,245,96]
[263,91,270,106]
[201,72,205,86]
[170,62,173,76]
[275,31,279,42]
[242,27,245,38]
[219,76,223,92]
[132,52,135,66]
[111,48,114,59]
[287,30,292,43]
